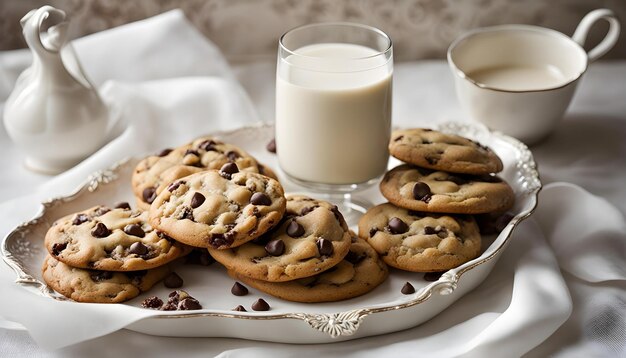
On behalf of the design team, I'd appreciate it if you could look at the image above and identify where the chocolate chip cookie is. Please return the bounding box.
[229,236,388,302]
[42,255,170,303]
[358,203,481,272]
[149,168,286,249]
[45,206,190,271]
[380,164,515,214]
[208,195,352,282]
[389,128,503,175]
[132,136,277,210]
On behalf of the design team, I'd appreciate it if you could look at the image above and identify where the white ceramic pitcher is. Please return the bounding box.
[3,6,110,174]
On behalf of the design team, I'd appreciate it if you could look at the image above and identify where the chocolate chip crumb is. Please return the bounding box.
[90,271,113,282]
[401,282,415,294]
[179,297,202,310]
[142,296,163,309]
[251,298,270,311]
[231,282,249,296]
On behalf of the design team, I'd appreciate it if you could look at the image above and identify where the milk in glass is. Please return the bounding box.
[276,43,392,185]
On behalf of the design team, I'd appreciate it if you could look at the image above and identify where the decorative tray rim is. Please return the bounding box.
[1,120,542,338]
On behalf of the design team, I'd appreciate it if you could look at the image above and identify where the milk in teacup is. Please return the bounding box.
[467,65,568,91]
[276,43,392,184]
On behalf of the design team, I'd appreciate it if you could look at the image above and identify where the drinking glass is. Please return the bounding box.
[275,22,393,224]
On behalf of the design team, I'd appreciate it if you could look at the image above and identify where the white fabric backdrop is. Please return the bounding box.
[0,10,624,357]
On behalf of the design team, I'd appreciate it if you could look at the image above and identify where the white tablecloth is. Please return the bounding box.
[0,10,625,358]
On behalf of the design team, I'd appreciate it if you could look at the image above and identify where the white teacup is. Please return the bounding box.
[447,9,620,145]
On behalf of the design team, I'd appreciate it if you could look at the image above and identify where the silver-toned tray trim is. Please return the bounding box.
[1,121,541,338]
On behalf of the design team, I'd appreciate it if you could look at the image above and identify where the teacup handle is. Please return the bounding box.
[572,8,621,63]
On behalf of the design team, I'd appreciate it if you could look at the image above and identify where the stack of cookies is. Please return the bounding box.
[358,128,515,273]
[42,135,390,306]
[42,204,190,303]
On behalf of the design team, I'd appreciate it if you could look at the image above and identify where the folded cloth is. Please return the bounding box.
[1,9,625,357]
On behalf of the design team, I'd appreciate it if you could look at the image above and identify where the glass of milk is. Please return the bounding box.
[276,23,393,222]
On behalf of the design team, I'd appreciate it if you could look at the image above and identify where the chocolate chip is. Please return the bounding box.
[199,140,216,151]
[330,205,344,223]
[424,271,444,281]
[317,238,333,256]
[72,214,90,225]
[250,192,271,206]
[251,298,270,311]
[190,192,205,208]
[265,240,285,256]
[422,139,432,144]
[437,230,448,239]
[394,135,404,142]
[369,228,378,237]
[94,207,111,216]
[178,297,202,310]
[129,242,148,256]
[164,272,184,288]
[168,180,184,192]
[115,202,131,210]
[345,251,366,265]
[219,162,239,179]
[91,222,111,238]
[286,220,305,237]
[90,271,113,282]
[266,139,276,153]
[124,224,145,238]
[184,149,199,157]
[226,150,240,161]
[300,206,315,216]
[51,242,67,256]
[142,187,157,204]
[231,282,249,296]
[233,305,247,312]
[157,148,173,157]
[425,156,438,165]
[413,182,432,202]
[424,226,436,235]
[125,270,147,283]
[161,302,178,311]
[179,206,194,221]
[209,232,234,248]
[142,296,163,309]
[401,282,415,294]
[388,217,409,234]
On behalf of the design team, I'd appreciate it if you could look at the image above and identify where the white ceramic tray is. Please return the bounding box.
[1,121,541,343]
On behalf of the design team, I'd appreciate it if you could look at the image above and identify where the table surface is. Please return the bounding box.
[1,59,625,357]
